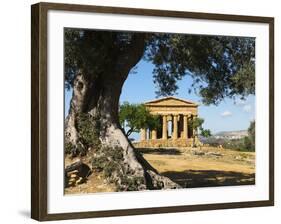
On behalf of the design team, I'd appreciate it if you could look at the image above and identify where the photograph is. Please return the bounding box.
[1,0,278,222]
[63,29,256,194]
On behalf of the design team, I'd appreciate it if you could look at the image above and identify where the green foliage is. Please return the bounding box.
[226,137,254,152]
[243,136,253,151]
[65,29,255,106]
[204,121,255,152]
[91,146,145,191]
[65,142,74,154]
[117,176,145,191]
[64,29,121,89]
[205,138,249,152]
[74,113,101,155]
[200,129,212,138]
[119,102,160,136]
[146,35,255,104]
[91,146,122,173]
[189,117,204,130]
[245,121,255,151]
[188,117,211,147]
[189,117,211,137]
[224,139,248,151]
[248,121,255,142]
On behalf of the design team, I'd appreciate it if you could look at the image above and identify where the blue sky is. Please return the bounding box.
[65,59,255,140]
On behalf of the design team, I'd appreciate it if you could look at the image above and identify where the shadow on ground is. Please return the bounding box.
[161,169,255,188]
[138,148,182,155]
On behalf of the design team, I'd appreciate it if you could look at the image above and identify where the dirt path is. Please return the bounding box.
[140,147,255,188]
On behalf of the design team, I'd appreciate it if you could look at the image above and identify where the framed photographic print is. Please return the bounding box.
[31,2,274,221]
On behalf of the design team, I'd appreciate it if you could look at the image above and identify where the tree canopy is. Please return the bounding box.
[188,117,211,138]
[244,121,255,151]
[119,102,160,137]
[65,29,255,105]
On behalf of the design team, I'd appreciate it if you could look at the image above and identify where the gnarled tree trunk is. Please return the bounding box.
[65,34,180,190]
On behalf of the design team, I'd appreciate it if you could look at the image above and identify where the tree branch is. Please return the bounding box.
[126,128,135,137]
[115,33,147,78]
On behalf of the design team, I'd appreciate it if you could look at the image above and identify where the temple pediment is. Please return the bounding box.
[144,96,198,107]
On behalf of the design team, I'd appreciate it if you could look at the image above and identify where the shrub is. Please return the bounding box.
[77,113,100,144]
[243,136,255,151]
[91,145,144,191]
[65,142,74,154]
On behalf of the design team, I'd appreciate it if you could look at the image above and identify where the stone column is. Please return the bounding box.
[192,114,198,145]
[173,114,178,140]
[192,115,197,138]
[140,128,146,141]
[183,115,188,139]
[151,130,157,140]
[162,115,167,140]
[191,114,197,138]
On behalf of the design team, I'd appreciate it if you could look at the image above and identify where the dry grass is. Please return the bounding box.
[64,146,255,194]
[141,146,255,188]
[64,171,116,194]
[142,147,255,173]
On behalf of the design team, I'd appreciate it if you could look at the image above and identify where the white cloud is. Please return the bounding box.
[221,111,232,117]
[243,104,251,112]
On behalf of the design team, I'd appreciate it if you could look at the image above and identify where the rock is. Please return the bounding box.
[193,150,205,156]
[68,180,76,186]
[65,161,92,178]
[235,156,242,160]
[206,152,223,157]
[67,170,79,177]
[68,170,79,175]
[65,161,92,188]
[76,177,83,185]
[70,174,77,178]
[69,178,76,182]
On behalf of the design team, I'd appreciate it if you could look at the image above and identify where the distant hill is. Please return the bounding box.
[215,130,248,137]
[213,130,248,139]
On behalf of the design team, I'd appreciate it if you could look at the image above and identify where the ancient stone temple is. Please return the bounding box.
[134,96,200,148]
